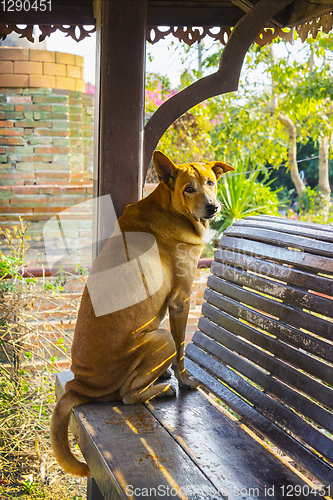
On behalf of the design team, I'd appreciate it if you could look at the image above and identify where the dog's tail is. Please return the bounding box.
[50,390,91,476]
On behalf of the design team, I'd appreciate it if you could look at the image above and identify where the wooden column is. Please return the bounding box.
[93,0,147,254]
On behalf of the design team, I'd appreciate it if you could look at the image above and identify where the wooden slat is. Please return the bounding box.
[217,236,333,273]
[243,215,333,233]
[186,343,333,463]
[198,316,333,410]
[184,357,333,493]
[233,218,333,242]
[211,261,333,318]
[206,275,333,343]
[224,226,333,259]
[192,329,333,433]
[202,301,333,386]
[56,372,223,500]
[204,287,333,363]
[214,248,333,296]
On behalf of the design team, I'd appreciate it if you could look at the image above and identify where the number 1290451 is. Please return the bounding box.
[1,0,51,11]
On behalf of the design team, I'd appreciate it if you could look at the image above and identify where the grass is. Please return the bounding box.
[0,221,87,499]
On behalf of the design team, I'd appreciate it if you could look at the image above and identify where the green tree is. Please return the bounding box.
[145,72,215,182]
[201,33,333,220]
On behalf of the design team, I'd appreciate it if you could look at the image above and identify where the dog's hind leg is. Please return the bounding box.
[119,328,176,404]
[157,368,172,380]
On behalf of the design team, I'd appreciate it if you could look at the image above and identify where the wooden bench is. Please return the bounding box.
[56,215,333,500]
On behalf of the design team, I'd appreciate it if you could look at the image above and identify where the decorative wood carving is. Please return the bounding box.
[0,24,96,43]
[1,12,331,46]
[146,26,232,46]
[255,27,294,47]
[296,12,333,42]
[0,24,35,43]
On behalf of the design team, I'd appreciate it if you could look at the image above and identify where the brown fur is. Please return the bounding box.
[50,151,234,476]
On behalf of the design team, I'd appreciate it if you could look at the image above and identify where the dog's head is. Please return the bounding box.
[153,150,234,225]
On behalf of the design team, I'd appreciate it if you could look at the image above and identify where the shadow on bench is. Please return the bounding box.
[55,216,333,500]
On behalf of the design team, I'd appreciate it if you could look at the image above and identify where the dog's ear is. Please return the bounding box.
[208,161,235,180]
[153,151,178,189]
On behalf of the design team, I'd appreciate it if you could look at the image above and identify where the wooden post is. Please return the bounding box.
[93,0,147,255]
[87,476,104,500]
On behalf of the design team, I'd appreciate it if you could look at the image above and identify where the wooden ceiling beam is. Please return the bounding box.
[286,0,333,27]
[146,5,243,26]
[1,1,332,29]
[230,0,284,27]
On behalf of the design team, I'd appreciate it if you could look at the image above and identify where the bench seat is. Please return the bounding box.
[56,370,325,500]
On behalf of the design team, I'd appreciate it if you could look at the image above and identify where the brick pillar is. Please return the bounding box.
[68,90,84,184]
[82,93,94,183]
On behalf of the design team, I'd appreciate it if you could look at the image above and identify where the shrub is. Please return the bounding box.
[211,162,281,235]
[0,221,86,498]
[288,186,333,225]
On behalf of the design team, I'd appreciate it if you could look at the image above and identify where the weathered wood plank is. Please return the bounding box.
[204,287,333,362]
[214,248,333,296]
[206,275,333,343]
[224,226,333,258]
[146,372,328,500]
[192,329,333,433]
[184,358,333,493]
[210,261,333,318]
[56,372,223,500]
[242,215,333,233]
[186,343,333,464]
[198,316,333,411]
[202,301,333,386]
[233,218,333,242]
[217,236,333,273]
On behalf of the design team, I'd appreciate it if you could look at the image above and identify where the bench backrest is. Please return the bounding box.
[185,215,333,489]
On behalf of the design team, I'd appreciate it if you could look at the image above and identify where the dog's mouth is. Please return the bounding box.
[189,201,220,223]
[202,212,218,220]
[190,211,218,222]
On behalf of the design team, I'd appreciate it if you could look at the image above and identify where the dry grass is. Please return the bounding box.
[0,221,87,499]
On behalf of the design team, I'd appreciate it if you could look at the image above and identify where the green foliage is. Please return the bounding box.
[207,92,288,168]
[146,34,333,228]
[0,219,34,293]
[295,186,333,225]
[0,224,85,497]
[145,73,215,179]
[211,162,281,235]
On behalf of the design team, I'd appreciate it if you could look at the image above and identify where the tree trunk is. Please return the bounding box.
[277,112,306,197]
[318,135,331,222]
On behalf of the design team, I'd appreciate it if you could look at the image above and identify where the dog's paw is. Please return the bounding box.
[178,375,199,390]
[164,384,177,397]
[157,384,177,398]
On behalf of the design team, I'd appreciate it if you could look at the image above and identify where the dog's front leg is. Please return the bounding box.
[169,299,198,389]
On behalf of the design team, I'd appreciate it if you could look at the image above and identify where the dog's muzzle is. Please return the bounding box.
[204,203,219,219]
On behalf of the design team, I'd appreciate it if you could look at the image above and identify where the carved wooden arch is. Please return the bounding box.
[143,0,294,176]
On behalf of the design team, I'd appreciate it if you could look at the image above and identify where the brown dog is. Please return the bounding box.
[50,150,233,476]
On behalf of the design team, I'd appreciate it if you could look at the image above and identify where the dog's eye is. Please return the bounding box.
[184,186,195,193]
[207,180,215,187]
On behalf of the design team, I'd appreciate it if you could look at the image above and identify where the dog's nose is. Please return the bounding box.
[205,203,218,214]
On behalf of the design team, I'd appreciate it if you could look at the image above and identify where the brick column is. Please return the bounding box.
[82,93,94,182]
[68,90,84,184]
